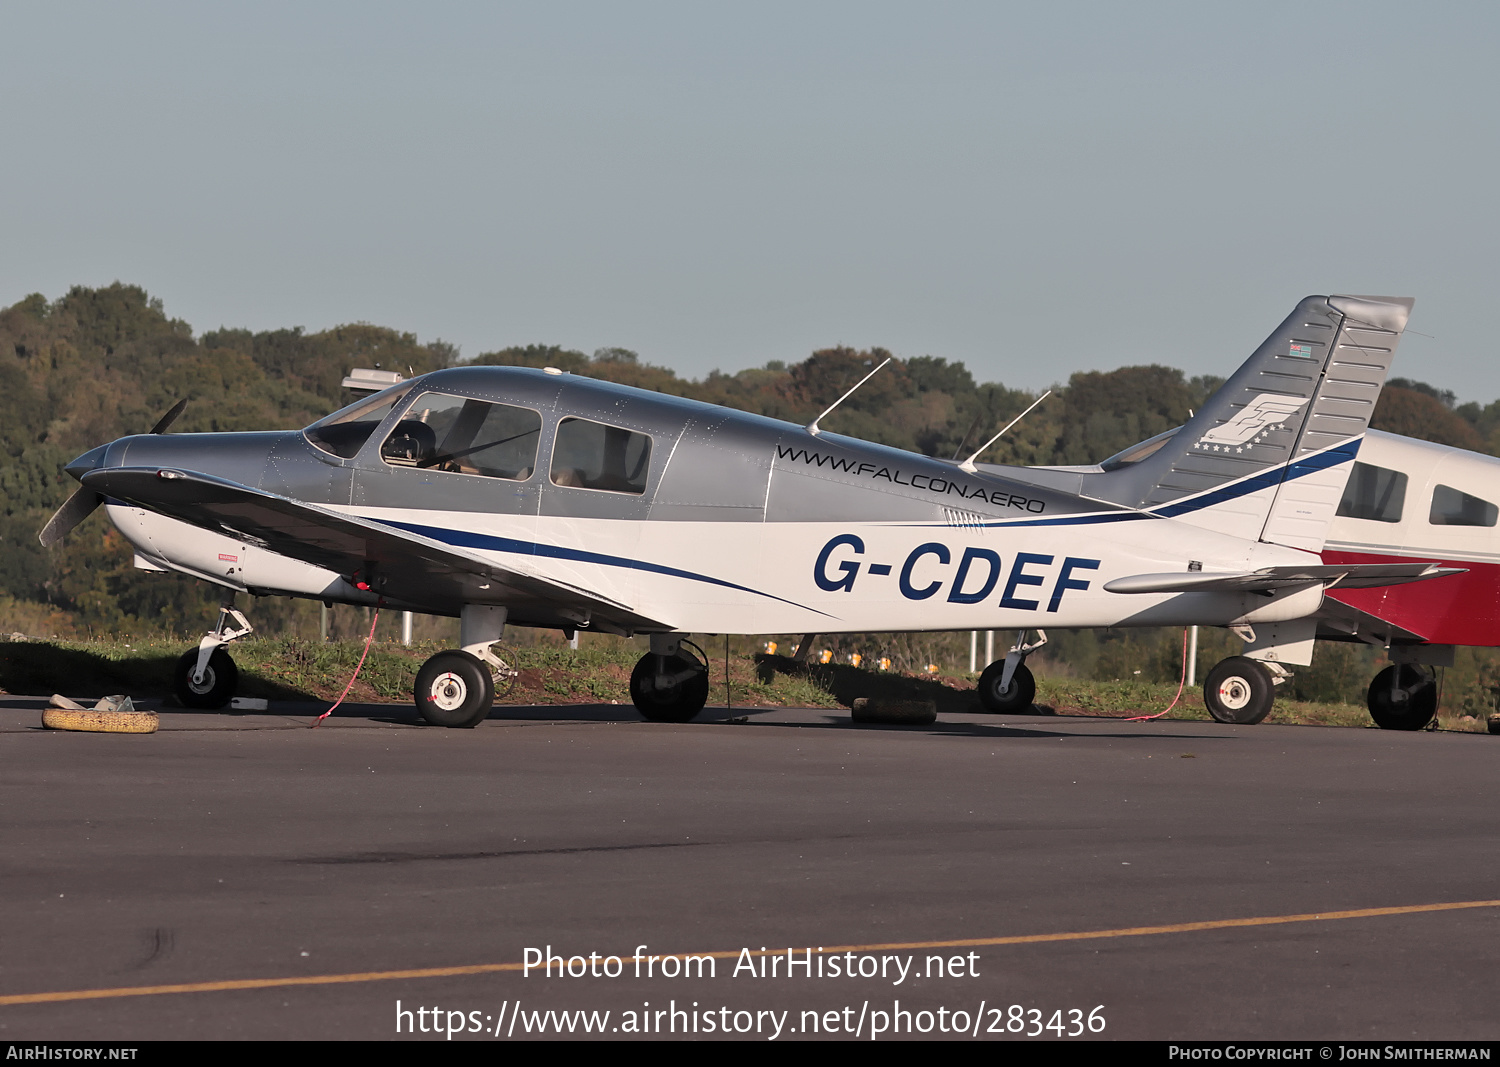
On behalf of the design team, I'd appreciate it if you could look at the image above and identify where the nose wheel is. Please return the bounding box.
[173,647,238,709]
[1367,664,1437,731]
[175,600,253,709]
[415,650,494,728]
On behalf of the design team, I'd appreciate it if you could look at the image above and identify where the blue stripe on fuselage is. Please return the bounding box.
[375,519,833,617]
[900,439,1361,530]
[1149,439,1359,519]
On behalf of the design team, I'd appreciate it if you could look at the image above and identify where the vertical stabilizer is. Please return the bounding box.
[1085,295,1413,549]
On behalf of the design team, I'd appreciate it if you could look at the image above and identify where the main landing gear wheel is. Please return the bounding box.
[174,648,238,709]
[630,644,709,723]
[1367,665,1438,731]
[1204,656,1274,725]
[976,661,1036,714]
[415,650,495,728]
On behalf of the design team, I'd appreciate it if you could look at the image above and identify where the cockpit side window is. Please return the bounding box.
[381,391,541,480]
[304,386,412,459]
[1429,484,1497,527]
[550,417,651,494]
[1336,461,1407,523]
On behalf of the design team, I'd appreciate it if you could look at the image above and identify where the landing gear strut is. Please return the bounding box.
[976,630,1045,713]
[1367,664,1437,731]
[630,636,709,722]
[174,599,253,709]
[413,605,517,728]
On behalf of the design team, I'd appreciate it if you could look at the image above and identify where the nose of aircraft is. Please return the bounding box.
[64,444,110,482]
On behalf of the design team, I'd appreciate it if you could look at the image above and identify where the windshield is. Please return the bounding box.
[304,383,413,459]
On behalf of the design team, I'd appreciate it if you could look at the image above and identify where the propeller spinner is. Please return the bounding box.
[37,399,187,548]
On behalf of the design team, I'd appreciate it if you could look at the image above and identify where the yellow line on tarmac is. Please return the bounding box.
[3,898,1498,1008]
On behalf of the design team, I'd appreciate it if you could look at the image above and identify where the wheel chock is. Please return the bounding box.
[850,697,937,725]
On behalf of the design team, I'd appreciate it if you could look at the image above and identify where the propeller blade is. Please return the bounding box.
[38,487,104,548]
[149,398,188,435]
[40,400,184,546]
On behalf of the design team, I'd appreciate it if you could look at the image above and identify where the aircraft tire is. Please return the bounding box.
[1203,656,1274,725]
[629,650,709,723]
[415,650,494,728]
[1367,665,1438,731]
[976,661,1036,714]
[174,648,238,710]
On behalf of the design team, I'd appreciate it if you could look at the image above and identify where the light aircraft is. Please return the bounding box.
[1065,408,1500,732]
[1313,429,1500,729]
[39,294,1460,729]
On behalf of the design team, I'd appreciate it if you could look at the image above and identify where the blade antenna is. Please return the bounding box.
[805,357,891,437]
[958,390,1051,473]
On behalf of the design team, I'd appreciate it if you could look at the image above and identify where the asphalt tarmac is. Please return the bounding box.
[1,693,1497,1042]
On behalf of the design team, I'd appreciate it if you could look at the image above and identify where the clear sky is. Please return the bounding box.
[3,2,1497,398]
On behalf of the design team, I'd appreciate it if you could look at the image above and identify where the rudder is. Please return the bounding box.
[1086,294,1413,550]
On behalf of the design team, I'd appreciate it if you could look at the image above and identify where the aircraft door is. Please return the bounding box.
[537,415,666,611]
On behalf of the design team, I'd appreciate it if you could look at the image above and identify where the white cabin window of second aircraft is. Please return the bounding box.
[550,417,651,494]
[380,391,542,481]
[1429,484,1498,527]
[1336,461,1407,523]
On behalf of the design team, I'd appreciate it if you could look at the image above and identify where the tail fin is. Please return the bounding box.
[1086,294,1414,550]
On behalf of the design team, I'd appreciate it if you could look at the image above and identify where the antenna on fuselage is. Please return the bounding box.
[805,357,892,437]
[958,390,1051,473]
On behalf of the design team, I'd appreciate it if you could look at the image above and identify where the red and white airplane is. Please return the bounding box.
[1103,422,1500,730]
[1314,429,1500,729]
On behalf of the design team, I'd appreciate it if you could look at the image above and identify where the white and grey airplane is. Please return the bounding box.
[39,294,1457,729]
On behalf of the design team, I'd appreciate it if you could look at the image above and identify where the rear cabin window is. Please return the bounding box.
[1429,484,1498,527]
[550,418,651,494]
[381,392,541,481]
[1336,462,1407,523]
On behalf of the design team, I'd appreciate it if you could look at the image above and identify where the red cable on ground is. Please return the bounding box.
[1125,627,1189,722]
[311,608,380,728]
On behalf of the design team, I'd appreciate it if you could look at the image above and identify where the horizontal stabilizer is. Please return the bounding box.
[1104,562,1465,595]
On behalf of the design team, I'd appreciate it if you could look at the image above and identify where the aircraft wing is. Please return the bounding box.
[83,466,670,631]
[1104,563,1466,595]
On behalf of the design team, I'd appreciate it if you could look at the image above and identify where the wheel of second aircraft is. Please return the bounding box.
[1367,665,1438,731]
[414,650,495,728]
[629,647,709,723]
[173,648,238,709]
[976,661,1036,714]
[1203,656,1274,725]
